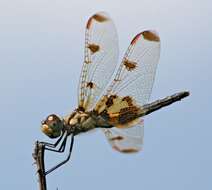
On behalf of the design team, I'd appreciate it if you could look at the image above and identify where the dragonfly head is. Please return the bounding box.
[41,114,64,138]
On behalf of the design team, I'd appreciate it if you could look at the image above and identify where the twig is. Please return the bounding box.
[33,141,47,190]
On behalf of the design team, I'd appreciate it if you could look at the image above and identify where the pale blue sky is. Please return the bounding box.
[0,0,211,189]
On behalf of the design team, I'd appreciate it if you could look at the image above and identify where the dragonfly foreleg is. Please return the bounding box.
[40,131,66,148]
[44,134,74,175]
[44,134,68,153]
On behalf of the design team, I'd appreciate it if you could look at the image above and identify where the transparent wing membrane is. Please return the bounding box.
[103,120,144,153]
[78,12,119,111]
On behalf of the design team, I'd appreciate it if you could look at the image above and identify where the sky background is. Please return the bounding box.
[0,0,211,189]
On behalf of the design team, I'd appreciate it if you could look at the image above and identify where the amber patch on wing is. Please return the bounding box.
[88,43,100,54]
[122,96,134,106]
[110,136,124,141]
[86,81,95,89]
[105,95,117,108]
[113,145,139,153]
[96,95,141,127]
[93,14,108,22]
[123,59,137,71]
[86,13,108,29]
[142,31,160,42]
[121,148,139,153]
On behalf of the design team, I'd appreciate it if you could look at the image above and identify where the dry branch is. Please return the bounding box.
[33,141,47,190]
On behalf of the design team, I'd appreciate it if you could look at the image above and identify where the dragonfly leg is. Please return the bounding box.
[40,131,65,148]
[44,134,68,153]
[44,134,74,175]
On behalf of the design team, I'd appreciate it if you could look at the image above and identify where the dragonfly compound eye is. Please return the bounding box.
[41,114,63,138]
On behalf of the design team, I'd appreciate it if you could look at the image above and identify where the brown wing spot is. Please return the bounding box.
[86,13,108,29]
[123,59,137,71]
[110,136,124,141]
[114,79,121,82]
[88,43,100,54]
[112,145,138,153]
[86,81,95,89]
[122,96,134,106]
[105,95,117,108]
[121,148,139,153]
[93,13,108,22]
[142,31,160,42]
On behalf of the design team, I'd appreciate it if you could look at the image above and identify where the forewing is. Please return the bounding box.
[78,12,119,111]
[103,120,144,153]
[95,31,160,127]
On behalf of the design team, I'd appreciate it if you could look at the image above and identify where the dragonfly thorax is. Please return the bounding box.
[65,110,97,135]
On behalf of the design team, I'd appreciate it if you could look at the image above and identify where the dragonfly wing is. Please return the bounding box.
[102,120,144,153]
[95,30,160,127]
[78,12,119,111]
[107,30,160,105]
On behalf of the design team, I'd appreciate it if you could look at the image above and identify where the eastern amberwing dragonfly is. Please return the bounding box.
[40,12,189,175]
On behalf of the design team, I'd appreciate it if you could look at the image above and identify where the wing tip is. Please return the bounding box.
[142,30,160,42]
[86,12,110,29]
[131,32,143,45]
[131,30,160,45]
[112,145,140,153]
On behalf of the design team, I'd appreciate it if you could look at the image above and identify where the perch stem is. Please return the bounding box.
[33,141,47,190]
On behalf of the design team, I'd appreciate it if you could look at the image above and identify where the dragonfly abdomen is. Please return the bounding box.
[139,91,189,117]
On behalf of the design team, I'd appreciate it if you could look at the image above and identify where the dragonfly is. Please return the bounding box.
[40,12,189,175]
